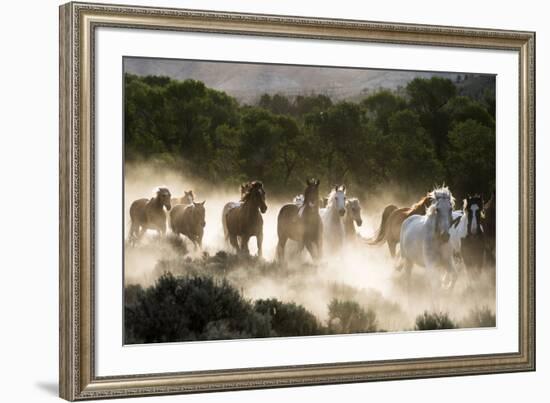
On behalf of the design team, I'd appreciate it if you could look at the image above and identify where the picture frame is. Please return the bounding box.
[59,1,535,400]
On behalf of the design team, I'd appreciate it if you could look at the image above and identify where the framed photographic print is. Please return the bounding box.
[59,2,535,400]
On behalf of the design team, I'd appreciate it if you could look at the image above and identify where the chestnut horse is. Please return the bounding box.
[128,186,172,245]
[222,181,267,257]
[366,194,432,257]
[276,178,322,263]
[171,190,194,207]
[170,201,206,250]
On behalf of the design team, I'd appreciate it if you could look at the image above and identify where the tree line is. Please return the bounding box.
[125,73,495,200]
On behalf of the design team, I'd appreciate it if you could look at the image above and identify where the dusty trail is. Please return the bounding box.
[124,164,496,331]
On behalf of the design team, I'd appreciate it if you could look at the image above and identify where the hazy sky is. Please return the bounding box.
[124,57,482,102]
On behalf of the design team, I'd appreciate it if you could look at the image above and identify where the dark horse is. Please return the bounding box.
[170,201,206,250]
[276,178,322,263]
[128,186,172,245]
[460,195,486,273]
[483,192,496,265]
[223,181,267,256]
[366,195,432,257]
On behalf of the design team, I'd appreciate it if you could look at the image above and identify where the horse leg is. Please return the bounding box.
[128,221,138,246]
[229,234,239,253]
[305,242,318,263]
[136,226,146,242]
[388,240,397,258]
[240,235,251,256]
[276,236,287,263]
[197,234,203,250]
[256,233,263,258]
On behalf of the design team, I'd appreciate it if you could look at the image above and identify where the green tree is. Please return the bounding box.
[445,119,495,196]
[362,90,406,134]
[406,77,457,157]
[386,110,444,192]
[445,96,494,129]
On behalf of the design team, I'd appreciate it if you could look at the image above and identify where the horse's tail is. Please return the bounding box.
[364,204,398,245]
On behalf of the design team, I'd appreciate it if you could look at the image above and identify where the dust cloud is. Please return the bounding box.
[124,163,496,332]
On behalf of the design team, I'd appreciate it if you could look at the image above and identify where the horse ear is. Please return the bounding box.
[341,185,346,192]
[315,179,320,186]
[200,200,205,206]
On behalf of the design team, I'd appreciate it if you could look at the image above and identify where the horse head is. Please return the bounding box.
[155,186,172,211]
[346,198,363,226]
[243,181,267,214]
[304,178,320,209]
[464,195,484,235]
[183,190,195,205]
[329,184,347,216]
[428,186,455,243]
[193,200,206,228]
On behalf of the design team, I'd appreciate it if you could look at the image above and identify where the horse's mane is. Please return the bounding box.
[405,195,431,216]
[153,186,170,196]
[426,186,455,215]
[241,181,263,202]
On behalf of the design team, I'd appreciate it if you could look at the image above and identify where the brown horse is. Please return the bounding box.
[128,186,172,245]
[171,190,194,207]
[170,201,206,249]
[366,195,432,257]
[276,178,323,262]
[223,181,267,256]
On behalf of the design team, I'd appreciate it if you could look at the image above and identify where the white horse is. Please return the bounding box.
[320,185,347,252]
[397,186,457,292]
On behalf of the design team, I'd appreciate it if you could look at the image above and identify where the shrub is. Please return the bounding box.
[125,272,326,343]
[460,306,496,328]
[124,272,273,343]
[327,299,377,334]
[254,299,323,337]
[414,311,457,331]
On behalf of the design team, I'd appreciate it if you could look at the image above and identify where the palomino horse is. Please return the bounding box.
[276,178,322,263]
[320,185,347,252]
[128,186,172,245]
[343,198,363,240]
[398,186,457,292]
[222,181,267,257]
[366,195,432,257]
[171,190,194,207]
[170,201,206,250]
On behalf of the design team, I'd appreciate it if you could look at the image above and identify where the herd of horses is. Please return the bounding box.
[128,179,496,291]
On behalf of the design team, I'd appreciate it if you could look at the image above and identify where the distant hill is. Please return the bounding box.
[124,58,493,104]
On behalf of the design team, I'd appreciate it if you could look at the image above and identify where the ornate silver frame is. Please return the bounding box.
[59,2,535,400]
